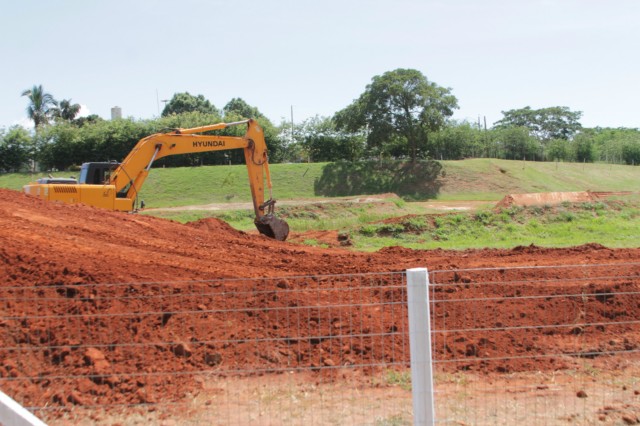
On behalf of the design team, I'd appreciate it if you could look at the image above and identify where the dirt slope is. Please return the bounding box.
[1,188,640,414]
[2,188,637,284]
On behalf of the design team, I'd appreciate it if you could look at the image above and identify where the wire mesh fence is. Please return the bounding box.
[1,262,639,425]
[0,272,413,425]
[429,262,640,425]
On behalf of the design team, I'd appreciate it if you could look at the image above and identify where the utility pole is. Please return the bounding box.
[290,105,294,145]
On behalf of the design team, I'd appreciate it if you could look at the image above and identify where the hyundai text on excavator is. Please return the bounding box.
[23,119,290,241]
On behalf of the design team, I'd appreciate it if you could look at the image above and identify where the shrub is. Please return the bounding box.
[402,217,428,233]
[474,211,494,225]
[557,211,575,222]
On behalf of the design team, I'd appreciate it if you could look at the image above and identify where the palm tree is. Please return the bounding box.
[54,99,81,122]
[21,85,57,129]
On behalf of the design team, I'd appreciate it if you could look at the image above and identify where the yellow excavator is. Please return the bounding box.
[23,119,290,241]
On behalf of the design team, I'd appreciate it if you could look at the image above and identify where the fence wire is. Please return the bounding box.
[429,262,640,425]
[0,272,412,425]
[2,262,640,425]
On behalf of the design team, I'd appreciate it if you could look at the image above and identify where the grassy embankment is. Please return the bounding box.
[2,159,639,250]
[351,201,640,251]
[0,163,326,204]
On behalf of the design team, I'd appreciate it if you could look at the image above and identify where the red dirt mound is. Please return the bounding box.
[1,188,640,414]
[495,191,596,208]
[3,188,637,283]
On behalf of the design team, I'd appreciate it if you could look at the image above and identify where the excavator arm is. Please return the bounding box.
[23,119,289,241]
[112,119,288,240]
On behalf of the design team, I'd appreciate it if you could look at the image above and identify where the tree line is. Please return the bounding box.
[2,71,639,173]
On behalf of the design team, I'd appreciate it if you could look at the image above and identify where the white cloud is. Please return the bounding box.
[78,104,91,118]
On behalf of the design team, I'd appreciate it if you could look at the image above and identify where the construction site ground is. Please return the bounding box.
[145,194,491,214]
[1,188,640,424]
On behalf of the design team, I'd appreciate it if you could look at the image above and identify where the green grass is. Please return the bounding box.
[0,163,327,208]
[277,202,415,232]
[4,159,640,252]
[136,163,326,207]
[0,171,66,190]
[436,159,640,201]
[384,370,412,391]
[3,159,640,206]
[139,159,640,206]
[350,201,640,251]
[143,209,258,229]
[143,198,418,234]
[145,198,640,252]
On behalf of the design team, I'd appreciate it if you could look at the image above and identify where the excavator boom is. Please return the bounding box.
[23,119,289,241]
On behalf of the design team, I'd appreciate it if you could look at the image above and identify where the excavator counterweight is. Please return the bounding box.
[23,119,289,241]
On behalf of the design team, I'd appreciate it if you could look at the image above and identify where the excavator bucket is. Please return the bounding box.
[255,214,290,241]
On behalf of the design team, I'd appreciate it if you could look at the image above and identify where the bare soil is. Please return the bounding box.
[1,188,640,422]
[145,193,402,213]
[5,188,637,281]
[495,191,596,208]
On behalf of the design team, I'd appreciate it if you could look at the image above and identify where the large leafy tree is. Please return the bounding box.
[21,84,58,129]
[334,68,458,161]
[220,100,288,164]
[494,106,582,141]
[161,92,217,116]
[223,98,265,120]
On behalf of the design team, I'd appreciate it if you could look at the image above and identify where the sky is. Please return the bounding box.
[2,0,639,130]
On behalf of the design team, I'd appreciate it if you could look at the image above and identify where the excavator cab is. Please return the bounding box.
[79,162,120,185]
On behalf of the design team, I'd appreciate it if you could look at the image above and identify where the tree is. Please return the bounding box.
[622,139,640,165]
[334,69,458,161]
[586,127,640,163]
[299,116,365,162]
[223,98,264,120]
[430,121,484,160]
[493,127,541,160]
[546,138,572,161]
[21,84,58,129]
[161,92,217,116]
[573,133,595,162]
[85,119,151,164]
[75,114,103,127]
[494,106,582,141]
[53,99,81,122]
[37,123,83,170]
[0,127,31,172]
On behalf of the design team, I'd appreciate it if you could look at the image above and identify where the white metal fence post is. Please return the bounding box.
[0,390,47,426]
[407,267,435,426]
